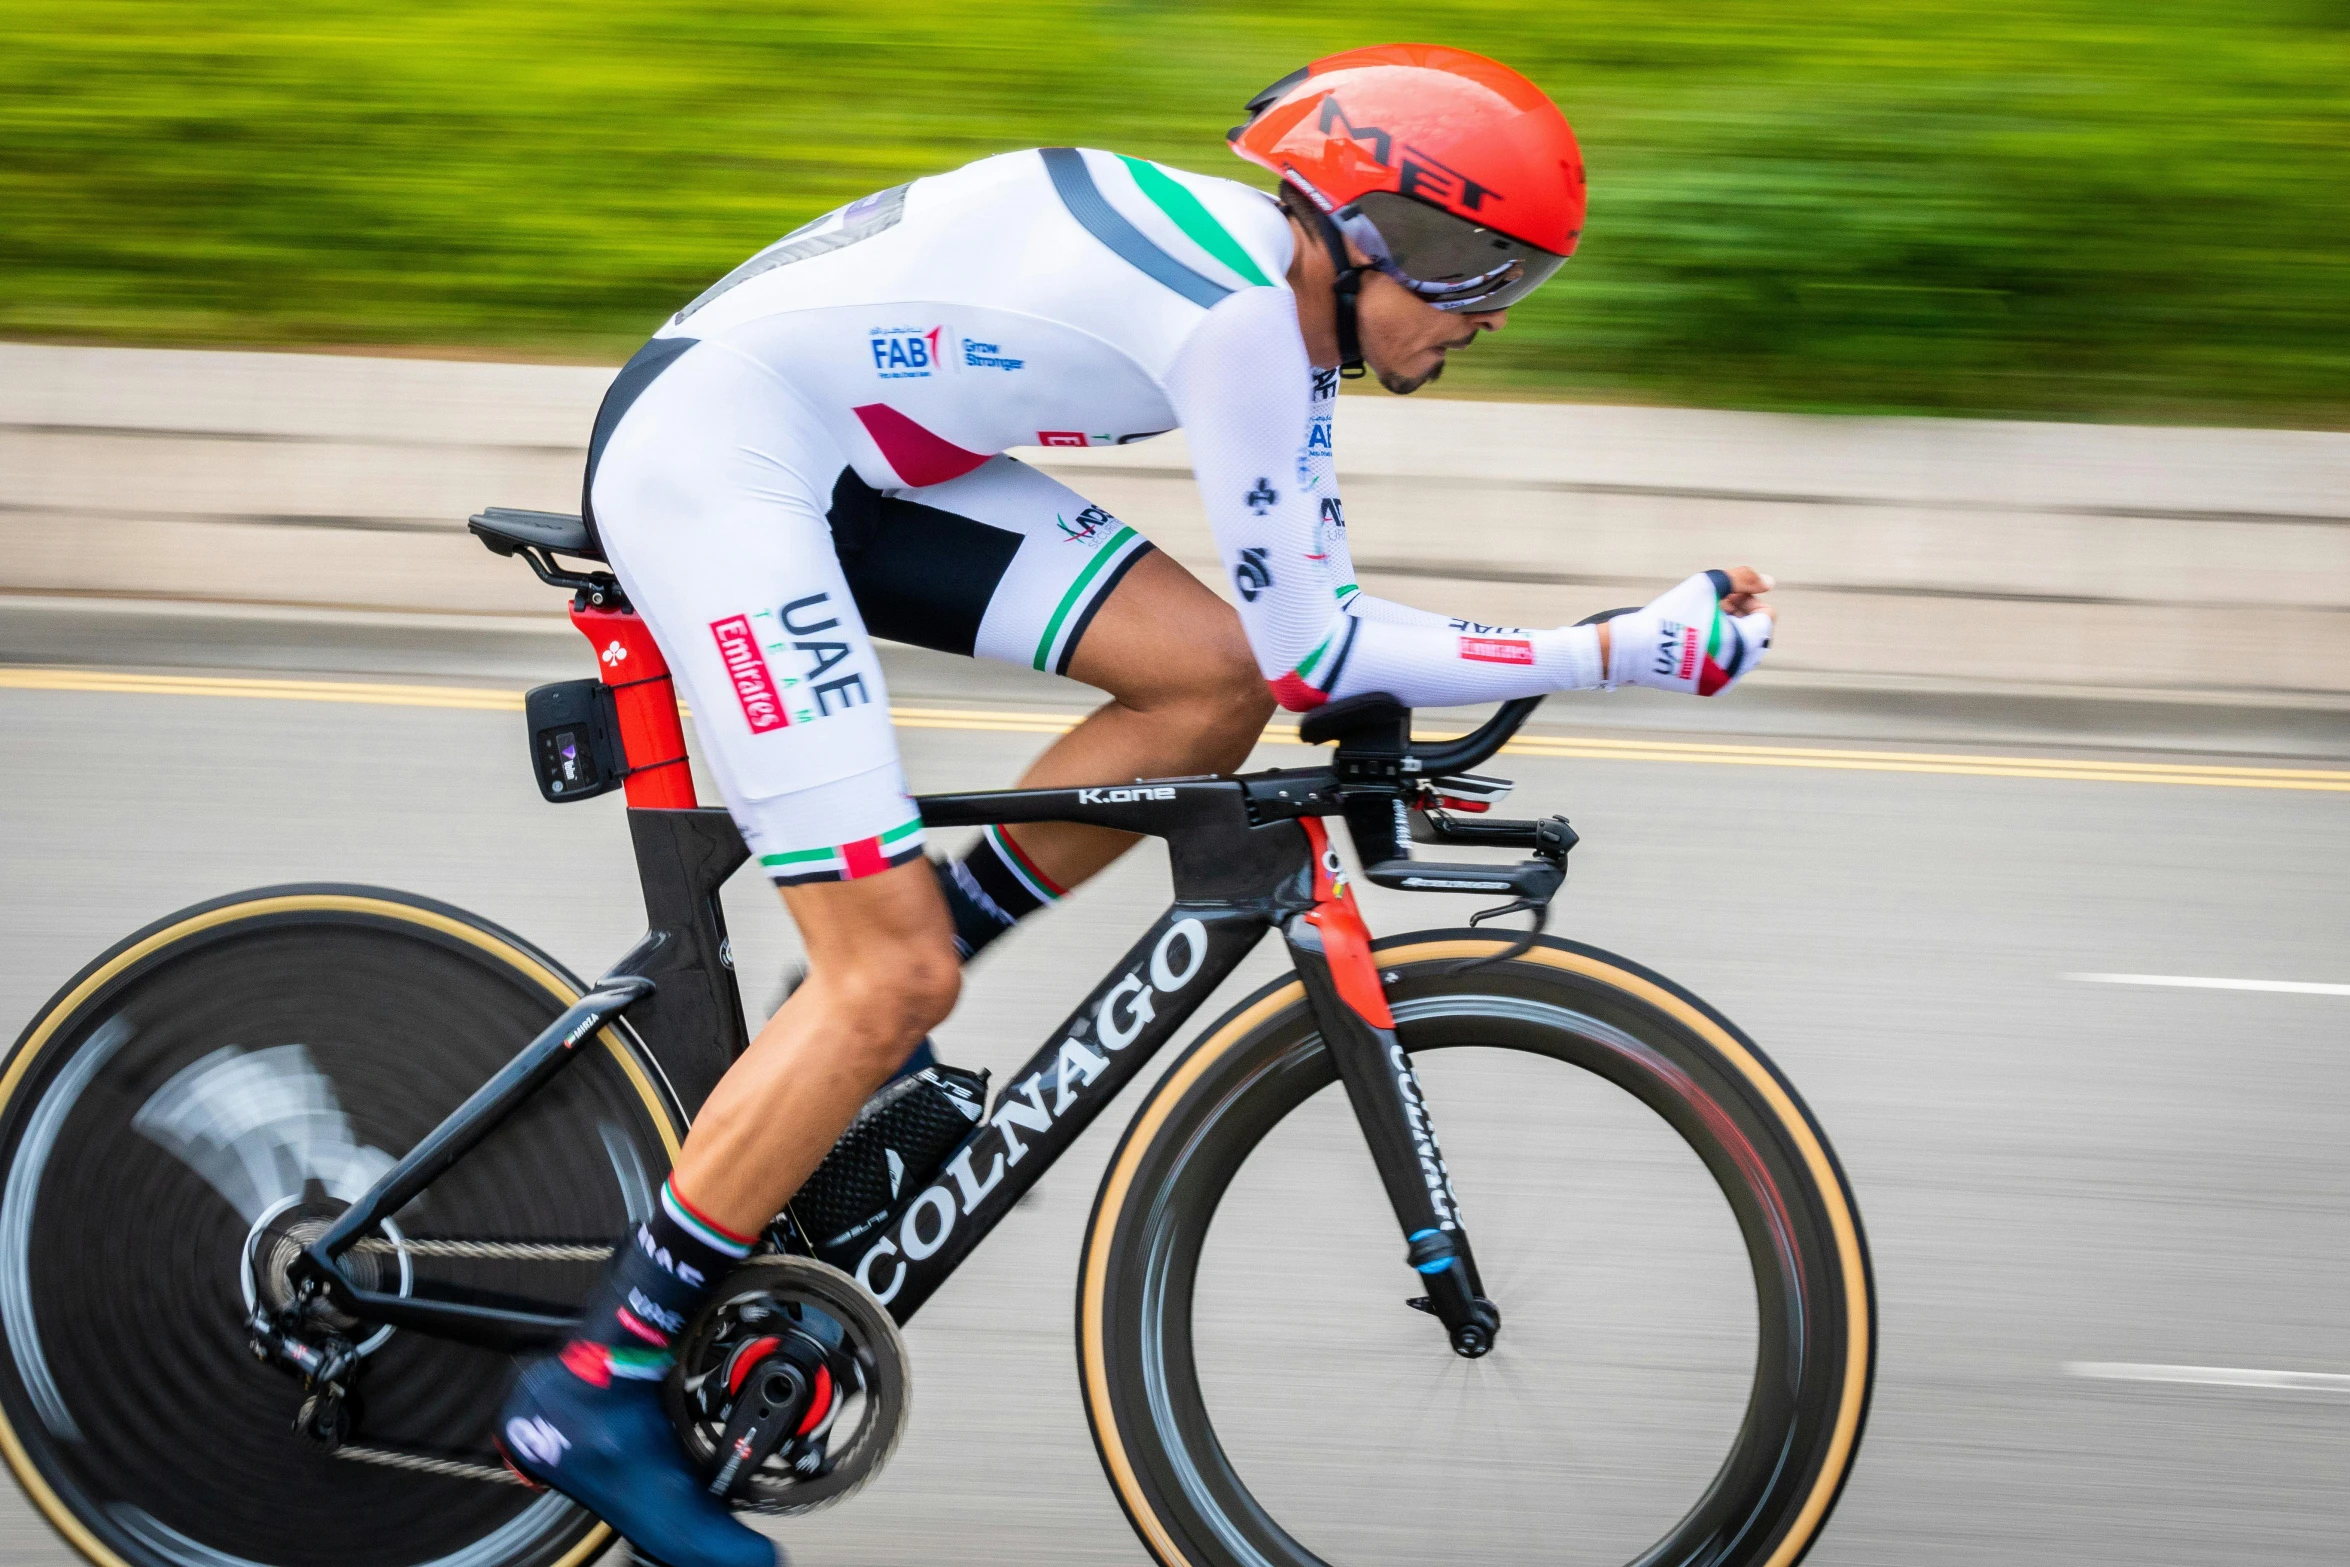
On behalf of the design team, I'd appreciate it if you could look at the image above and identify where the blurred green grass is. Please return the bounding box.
[3,0,2344,423]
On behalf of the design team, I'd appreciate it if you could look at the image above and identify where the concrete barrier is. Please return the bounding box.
[4,341,2344,700]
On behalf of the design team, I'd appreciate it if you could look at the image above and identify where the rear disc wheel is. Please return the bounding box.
[0,885,684,1567]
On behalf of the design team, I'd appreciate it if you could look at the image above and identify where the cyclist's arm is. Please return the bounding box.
[1315,521,1456,629]
[1166,288,1603,710]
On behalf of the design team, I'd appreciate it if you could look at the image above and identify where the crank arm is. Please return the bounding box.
[707,1354,810,1498]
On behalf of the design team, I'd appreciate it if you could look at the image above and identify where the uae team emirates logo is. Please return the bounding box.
[709,615,787,732]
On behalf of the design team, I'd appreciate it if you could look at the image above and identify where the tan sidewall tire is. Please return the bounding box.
[1077,931,1875,1567]
[0,885,685,1567]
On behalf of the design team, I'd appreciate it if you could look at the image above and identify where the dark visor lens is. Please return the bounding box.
[1348,191,1569,311]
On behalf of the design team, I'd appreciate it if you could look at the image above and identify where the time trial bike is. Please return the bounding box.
[0,505,1874,1567]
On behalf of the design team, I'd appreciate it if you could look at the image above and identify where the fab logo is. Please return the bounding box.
[870,325,946,379]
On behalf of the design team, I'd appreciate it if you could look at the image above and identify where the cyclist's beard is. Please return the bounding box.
[1375,357,1444,396]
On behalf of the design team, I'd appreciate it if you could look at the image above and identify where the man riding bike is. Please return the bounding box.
[494,43,1776,1567]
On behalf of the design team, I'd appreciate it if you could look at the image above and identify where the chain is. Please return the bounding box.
[334,1444,523,1486]
[347,1238,613,1263]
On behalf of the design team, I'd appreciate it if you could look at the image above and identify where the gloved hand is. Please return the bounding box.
[1603,569,1774,697]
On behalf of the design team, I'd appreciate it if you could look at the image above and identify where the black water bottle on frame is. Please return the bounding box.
[785,1064,988,1253]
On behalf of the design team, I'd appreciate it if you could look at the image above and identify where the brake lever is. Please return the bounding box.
[1449,814,1577,975]
[1454,892,1551,973]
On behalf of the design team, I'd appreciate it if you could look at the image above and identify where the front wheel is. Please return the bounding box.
[1080,932,1874,1567]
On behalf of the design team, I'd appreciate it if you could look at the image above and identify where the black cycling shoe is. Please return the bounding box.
[497,1357,779,1567]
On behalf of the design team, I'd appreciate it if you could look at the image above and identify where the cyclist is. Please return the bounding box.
[496,43,1775,1566]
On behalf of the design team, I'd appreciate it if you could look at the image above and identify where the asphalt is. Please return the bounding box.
[2,600,2346,1566]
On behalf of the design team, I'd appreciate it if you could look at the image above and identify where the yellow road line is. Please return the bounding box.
[0,666,524,710]
[3,666,2344,793]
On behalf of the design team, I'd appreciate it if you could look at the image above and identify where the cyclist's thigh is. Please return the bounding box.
[828,456,1154,678]
[590,349,925,887]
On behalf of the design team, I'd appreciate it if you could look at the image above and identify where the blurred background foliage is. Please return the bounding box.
[2,0,2344,423]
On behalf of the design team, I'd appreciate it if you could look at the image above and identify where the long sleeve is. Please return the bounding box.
[1164,287,1602,710]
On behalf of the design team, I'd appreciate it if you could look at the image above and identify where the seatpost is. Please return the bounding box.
[570,593,697,808]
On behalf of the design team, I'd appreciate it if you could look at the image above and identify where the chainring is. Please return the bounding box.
[663,1255,909,1515]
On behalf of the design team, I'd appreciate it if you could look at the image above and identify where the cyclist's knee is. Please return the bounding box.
[786,862,962,1072]
[825,939,960,1059]
[1181,633,1276,757]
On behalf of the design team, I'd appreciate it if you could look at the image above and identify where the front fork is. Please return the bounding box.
[1286,820,1500,1358]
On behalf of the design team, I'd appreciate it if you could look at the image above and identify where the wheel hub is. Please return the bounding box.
[240,1197,410,1354]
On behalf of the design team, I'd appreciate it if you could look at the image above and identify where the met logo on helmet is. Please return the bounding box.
[1317,97,1500,215]
[1316,96,1392,166]
[1230,43,1587,264]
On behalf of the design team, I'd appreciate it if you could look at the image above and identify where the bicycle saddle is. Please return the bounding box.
[469,507,607,563]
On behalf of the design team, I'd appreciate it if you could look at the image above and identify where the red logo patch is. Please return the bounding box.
[709,615,787,733]
[1036,431,1089,447]
[1676,626,1700,682]
[1458,636,1535,665]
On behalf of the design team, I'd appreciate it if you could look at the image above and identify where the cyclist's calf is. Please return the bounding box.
[784,861,962,1086]
[668,861,961,1236]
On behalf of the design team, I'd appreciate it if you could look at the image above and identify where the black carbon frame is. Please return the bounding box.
[299,696,1554,1348]
[298,781,1323,1344]
[742,774,1328,1325]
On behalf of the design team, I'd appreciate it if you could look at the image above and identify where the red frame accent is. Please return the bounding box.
[1300,818,1394,1029]
[570,601,697,809]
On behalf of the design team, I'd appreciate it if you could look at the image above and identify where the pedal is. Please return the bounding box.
[492,1441,551,1493]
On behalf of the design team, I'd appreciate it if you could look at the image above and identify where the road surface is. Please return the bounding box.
[1,616,2345,1566]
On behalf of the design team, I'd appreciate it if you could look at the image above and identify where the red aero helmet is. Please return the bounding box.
[1228,43,1585,312]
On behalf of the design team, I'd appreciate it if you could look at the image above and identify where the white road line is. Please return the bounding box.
[2064,972,2350,996]
[2066,1361,2350,1394]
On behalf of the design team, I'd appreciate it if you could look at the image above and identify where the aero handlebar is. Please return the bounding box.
[1295,692,1545,778]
